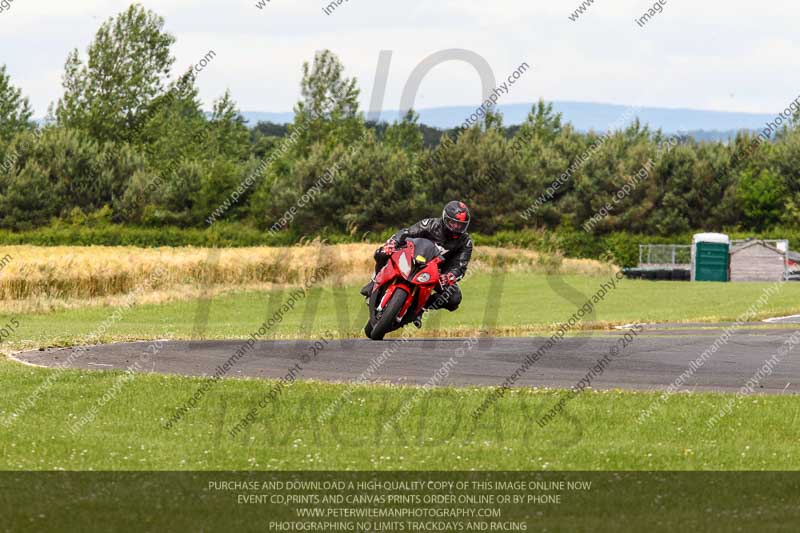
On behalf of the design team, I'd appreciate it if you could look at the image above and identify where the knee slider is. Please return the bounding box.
[447,288,462,310]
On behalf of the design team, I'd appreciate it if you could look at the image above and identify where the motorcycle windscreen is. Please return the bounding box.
[406,238,439,264]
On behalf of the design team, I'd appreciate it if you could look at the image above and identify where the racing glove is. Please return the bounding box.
[382,239,398,255]
[440,272,458,287]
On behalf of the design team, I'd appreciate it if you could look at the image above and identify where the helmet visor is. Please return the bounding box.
[443,214,469,233]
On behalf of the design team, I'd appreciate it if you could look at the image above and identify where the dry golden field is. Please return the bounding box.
[0,244,615,313]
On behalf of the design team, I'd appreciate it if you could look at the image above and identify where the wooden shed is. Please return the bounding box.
[729,240,787,282]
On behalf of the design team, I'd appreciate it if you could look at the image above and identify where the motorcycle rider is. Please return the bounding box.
[361,201,473,326]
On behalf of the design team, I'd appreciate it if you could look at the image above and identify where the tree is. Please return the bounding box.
[382,110,424,153]
[736,169,786,231]
[129,70,208,224]
[0,65,33,142]
[208,90,250,161]
[136,69,207,175]
[517,100,563,144]
[252,121,289,138]
[293,50,363,149]
[55,3,175,144]
[0,127,146,229]
[483,109,504,131]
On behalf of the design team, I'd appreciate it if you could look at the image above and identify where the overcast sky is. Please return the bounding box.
[3,0,799,120]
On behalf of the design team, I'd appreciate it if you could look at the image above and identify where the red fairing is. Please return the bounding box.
[410,259,441,315]
[373,241,442,319]
[374,254,400,290]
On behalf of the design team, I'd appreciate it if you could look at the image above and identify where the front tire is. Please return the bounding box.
[369,287,409,341]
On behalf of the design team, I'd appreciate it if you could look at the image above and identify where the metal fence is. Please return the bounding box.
[638,244,692,267]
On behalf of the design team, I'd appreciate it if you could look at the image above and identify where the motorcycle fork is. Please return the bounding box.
[377,281,399,312]
[397,286,418,322]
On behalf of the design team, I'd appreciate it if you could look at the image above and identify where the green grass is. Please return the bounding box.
[5,273,800,348]
[3,272,800,471]
[2,359,800,470]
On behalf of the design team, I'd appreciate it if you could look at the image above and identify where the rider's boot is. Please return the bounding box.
[412,309,425,329]
[360,280,374,298]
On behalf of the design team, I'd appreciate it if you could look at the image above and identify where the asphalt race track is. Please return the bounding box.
[13,326,800,394]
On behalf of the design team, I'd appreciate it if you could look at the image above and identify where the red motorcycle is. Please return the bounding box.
[364,238,444,340]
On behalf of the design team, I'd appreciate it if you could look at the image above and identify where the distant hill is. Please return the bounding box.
[240,101,773,139]
[240,111,295,125]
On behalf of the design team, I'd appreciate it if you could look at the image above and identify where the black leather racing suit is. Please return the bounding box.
[373,217,473,311]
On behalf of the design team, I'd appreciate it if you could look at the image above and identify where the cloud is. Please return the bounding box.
[2,0,800,118]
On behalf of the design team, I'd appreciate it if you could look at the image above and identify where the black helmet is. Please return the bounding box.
[442,201,470,235]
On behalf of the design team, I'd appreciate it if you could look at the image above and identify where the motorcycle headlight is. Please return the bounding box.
[398,253,412,277]
[416,272,431,283]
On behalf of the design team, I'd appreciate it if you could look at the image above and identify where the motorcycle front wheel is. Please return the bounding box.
[368,286,409,341]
